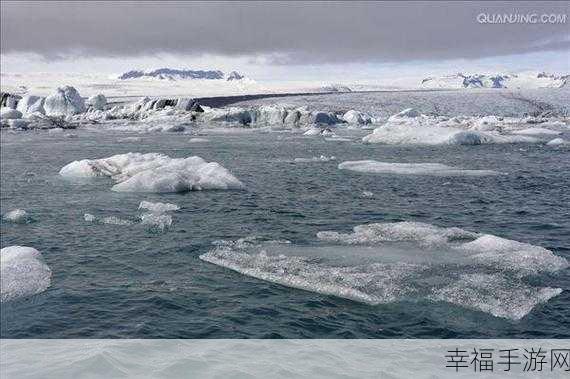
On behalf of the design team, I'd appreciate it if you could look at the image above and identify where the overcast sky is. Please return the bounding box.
[1,1,568,80]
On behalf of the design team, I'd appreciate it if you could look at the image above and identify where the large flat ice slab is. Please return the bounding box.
[200,222,568,320]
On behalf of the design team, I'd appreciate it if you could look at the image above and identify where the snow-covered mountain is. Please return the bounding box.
[226,71,245,81]
[117,68,247,81]
[421,72,568,89]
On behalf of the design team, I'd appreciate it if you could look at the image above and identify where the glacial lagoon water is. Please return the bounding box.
[1,127,569,338]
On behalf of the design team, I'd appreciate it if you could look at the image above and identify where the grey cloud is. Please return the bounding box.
[1,1,568,63]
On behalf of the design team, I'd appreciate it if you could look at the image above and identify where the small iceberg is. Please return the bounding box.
[59,152,244,193]
[546,138,566,146]
[342,110,373,125]
[511,127,562,136]
[3,209,32,224]
[1,246,52,302]
[140,213,173,232]
[139,201,180,213]
[362,109,541,145]
[44,86,86,117]
[188,138,210,143]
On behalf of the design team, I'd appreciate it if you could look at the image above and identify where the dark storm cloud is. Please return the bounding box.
[1,1,568,63]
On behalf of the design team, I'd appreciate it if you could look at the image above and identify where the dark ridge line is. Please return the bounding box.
[193,89,458,108]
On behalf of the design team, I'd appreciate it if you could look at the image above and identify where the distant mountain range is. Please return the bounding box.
[117,68,246,81]
[420,72,568,89]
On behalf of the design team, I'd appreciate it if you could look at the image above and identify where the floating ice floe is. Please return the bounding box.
[188,137,210,143]
[200,222,568,320]
[338,160,501,176]
[546,138,566,146]
[363,123,537,145]
[139,200,180,213]
[1,246,52,302]
[342,110,373,125]
[140,213,173,232]
[44,86,86,117]
[83,213,134,225]
[510,127,562,136]
[2,209,32,224]
[293,155,336,163]
[60,152,244,193]
[117,137,142,142]
[362,108,543,145]
[84,200,178,231]
[303,127,335,136]
[138,201,179,231]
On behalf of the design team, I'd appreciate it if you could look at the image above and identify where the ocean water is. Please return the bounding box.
[1,126,569,338]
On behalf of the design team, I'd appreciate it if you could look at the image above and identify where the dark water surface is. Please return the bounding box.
[1,128,569,338]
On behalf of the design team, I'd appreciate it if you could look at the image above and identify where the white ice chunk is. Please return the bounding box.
[431,273,562,320]
[139,201,180,213]
[44,86,86,116]
[338,160,500,176]
[362,109,542,145]
[88,94,107,110]
[16,95,45,115]
[140,213,173,231]
[546,138,566,146]
[188,138,210,143]
[511,127,562,136]
[60,153,243,193]
[2,209,31,224]
[363,123,539,145]
[83,213,133,225]
[1,246,51,302]
[343,110,373,125]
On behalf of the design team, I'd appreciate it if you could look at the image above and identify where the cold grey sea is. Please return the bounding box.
[1,90,569,338]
